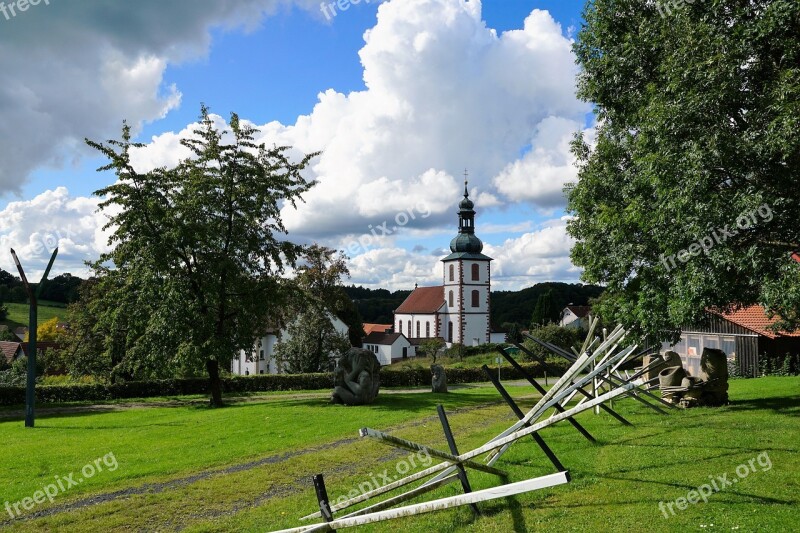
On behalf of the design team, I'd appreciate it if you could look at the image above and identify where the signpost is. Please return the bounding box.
[10,247,58,428]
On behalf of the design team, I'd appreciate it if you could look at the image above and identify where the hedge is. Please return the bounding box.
[0,361,566,406]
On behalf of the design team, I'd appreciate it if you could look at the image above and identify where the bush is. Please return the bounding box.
[0,361,569,406]
[522,325,585,362]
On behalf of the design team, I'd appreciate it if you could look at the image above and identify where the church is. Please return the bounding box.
[394,180,494,347]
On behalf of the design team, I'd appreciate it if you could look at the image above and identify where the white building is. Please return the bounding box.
[231,314,350,375]
[394,182,493,347]
[362,332,414,365]
[560,305,591,329]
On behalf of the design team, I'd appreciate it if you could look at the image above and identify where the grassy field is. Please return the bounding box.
[2,301,66,330]
[0,378,798,531]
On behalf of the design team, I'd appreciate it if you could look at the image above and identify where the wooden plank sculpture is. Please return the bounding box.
[273,319,669,532]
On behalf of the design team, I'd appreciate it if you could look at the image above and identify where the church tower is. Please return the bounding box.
[441,175,492,346]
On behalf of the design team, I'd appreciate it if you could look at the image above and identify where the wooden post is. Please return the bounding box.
[482,365,566,472]
[313,474,335,527]
[436,405,479,516]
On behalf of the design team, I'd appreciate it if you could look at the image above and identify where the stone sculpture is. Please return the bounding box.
[431,364,448,393]
[331,348,381,405]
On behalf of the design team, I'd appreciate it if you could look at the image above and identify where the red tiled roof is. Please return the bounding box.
[363,323,392,335]
[710,305,800,339]
[0,341,21,364]
[396,286,445,314]
[363,332,408,346]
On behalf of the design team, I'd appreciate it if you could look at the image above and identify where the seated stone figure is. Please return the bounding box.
[431,364,448,393]
[331,348,381,405]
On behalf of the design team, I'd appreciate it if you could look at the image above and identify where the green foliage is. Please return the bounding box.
[82,106,317,405]
[759,353,800,377]
[569,0,800,341]
[0,328,17,342]
[530,289,559,328]
[0,360,567,405]
[522,324,584,362]
[501,322,522,344]
[419,337,445,363]
[274,307,351,374]
[273,245,355,373]
[0,355,45,387]
[491,282,603,328]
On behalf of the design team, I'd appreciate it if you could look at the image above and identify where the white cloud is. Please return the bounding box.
[493,116,594,209]
[0,0,324,194]
[484,218,581,289]
[4,0,589,288]
[130,0,588,242]
[0,188,110,279]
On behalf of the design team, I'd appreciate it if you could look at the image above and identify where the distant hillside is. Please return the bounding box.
[344,282,605,328]
[343,285,411,324]
[490,282,605,327]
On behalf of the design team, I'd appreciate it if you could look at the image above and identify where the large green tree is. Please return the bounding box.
[569,0,800,341]
[85,106,317,405]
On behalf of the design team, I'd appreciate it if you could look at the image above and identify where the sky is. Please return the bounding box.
[0,0,592,291]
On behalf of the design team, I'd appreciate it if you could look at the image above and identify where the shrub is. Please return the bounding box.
[0,362,568,406]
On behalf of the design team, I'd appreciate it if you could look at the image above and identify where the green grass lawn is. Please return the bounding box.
[0,378,798,532]
[2,302,66,330]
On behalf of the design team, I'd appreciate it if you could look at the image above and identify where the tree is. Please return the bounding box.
[85,106,317,406]
[24,317,64,342]
[420,337,445,363]
[273,245,355,372]
[522,324,582,363]
[0,329,17,342]
[501,322,522,344]
[274,307,350,374]
[530,290,559,328]
[568,0,800,341]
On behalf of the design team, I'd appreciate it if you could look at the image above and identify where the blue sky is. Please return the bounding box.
[1,0,591,290]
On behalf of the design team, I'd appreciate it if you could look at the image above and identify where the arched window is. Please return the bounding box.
[471,263,480,281]
[399,321,403,334]
[448,290,454,307]
[471,290,479,308]
[448,322,453,343]
[416,321,420,338]
[449,264,455,281]
[425,322,430,337]
[408,321,411,336]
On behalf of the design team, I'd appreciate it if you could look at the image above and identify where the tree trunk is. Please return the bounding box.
[206,358,223,407]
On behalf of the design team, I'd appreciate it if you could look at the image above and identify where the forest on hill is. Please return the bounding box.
[344,282,605,329]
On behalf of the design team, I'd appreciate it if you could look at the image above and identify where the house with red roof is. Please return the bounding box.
[662,304,800,377]
[362,331,414,365]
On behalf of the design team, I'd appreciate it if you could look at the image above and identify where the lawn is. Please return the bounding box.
[0,378,798,532]
[2,301,66,330]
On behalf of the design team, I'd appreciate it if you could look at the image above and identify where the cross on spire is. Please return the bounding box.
[463,169,469,196]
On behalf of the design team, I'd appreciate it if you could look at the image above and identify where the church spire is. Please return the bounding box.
[450,169,482,253]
